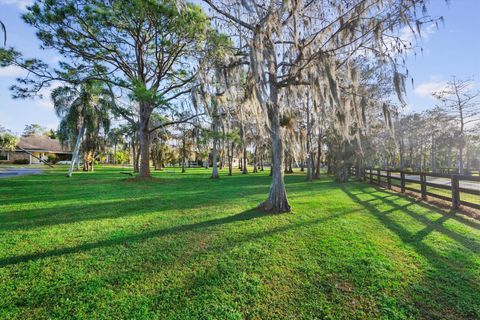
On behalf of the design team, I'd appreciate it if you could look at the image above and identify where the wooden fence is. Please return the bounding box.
[350,168,480,210]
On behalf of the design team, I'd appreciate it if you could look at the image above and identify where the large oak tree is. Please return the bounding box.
[203,0,438,212]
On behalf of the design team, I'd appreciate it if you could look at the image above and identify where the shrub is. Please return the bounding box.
[47,154,58,164]
[115,150,129,164]
[13,159,29,164]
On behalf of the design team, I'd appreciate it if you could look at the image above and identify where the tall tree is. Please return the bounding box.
[0,127,18,151]
[22,124,47,137]
[203,0,436,212]
[433,77,480,174]
[107,128,126,165]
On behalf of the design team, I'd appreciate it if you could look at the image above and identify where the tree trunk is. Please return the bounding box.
[211,133,219,179]
[75,151,80,171]
[284,151,291,174]
[306,103,312,181]
[419,141,424,172]
[238,150,242,170]
[132,135,139,173]
[219,142,224,170]
[253,146,258,173]
[181,136,186,173]
[138,119,151,177]
[67,121,85,177]
[242,147,248,174]
[459,98,465,175]
[459,139,464,175]
[355,159,363,181]
[153,148,160,170]
[228,142,233,176]
[447,141,452,170]
[314,130,322,179]
[306,153,313,181]
[158,149,163,170]
[269,153,273,176]
[258,46,290,213]
[258,107,290,213]
[113,142,117,165]
[335,163,349,182]
[135,150,141,173]
[408,147,413,170]
[399,137,404,170]
[465,145,470,174]
[335,142,350,182]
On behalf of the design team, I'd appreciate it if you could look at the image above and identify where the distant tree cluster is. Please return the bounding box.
[364,77,480,174]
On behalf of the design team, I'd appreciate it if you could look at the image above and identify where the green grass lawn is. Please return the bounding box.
[0,166,479,319]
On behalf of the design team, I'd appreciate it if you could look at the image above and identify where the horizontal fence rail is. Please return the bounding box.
[351,168,480,211]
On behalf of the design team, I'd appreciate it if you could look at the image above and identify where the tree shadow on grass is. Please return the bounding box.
[339,182,480,319]
[0,175,274,231]
[0,196,207,231]
[0,168,275,207]
[0,208,275,267]
[0,195,366,269]
[356,182,480,231]
[2,206,363,318]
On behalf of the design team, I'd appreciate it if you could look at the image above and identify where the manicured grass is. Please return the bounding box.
[0,166,479,319]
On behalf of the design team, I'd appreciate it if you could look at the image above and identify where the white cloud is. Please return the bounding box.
[401,23,436,44]
[0,0,33,10]
[414,77,447,98]
[388,23,437,54]
[0,65,27,78]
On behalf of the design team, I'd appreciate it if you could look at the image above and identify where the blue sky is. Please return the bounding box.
[0,0,479,134]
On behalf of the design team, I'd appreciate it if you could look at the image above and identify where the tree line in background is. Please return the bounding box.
[1,0,479,212]
[361,77,480,175]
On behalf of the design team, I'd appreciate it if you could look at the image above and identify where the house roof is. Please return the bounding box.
[17,135,72,153]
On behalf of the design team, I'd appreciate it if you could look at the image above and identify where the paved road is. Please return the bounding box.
[0,168,43,179]
[387,172,480,192]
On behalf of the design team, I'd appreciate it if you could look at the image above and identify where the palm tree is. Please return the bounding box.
[51,82,110,176]
[107,128,125,165]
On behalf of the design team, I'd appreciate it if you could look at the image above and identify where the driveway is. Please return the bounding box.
[0,168,43,178]
[388,172,480,192]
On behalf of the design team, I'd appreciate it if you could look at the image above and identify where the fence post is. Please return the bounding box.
[363,167,366,181]
[369,169,373,184]
[420,173,427,200]
[400,171,405,193]
[451,174,460,209]
[377,169,381,185]
[387,170,391,189]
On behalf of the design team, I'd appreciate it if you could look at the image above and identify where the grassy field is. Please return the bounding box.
[0,166,479,319]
